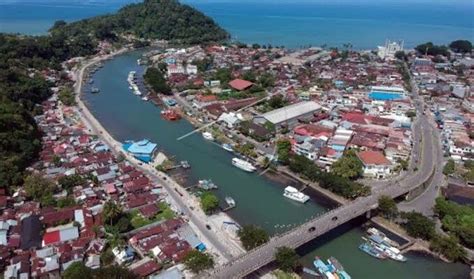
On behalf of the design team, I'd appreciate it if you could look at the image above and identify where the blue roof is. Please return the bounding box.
[123,139,157,155]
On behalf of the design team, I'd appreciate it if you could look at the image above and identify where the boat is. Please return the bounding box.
[198,179,218,190]
[358,242,386,259]
[141,96,149,101]
[283,186,310,203]
[180,161,190,169]
[88,79,94,84]
[91,87,100,94]
[231,158,256,172]
[202,132,214,141]
[328,257,351,279]
[313,257,337,279]
[302,267,319,276]
[225,197,236,207]
[367,227,399,247]
[161,109,181,121]
[365,235,406,262]
[222,143,234,152]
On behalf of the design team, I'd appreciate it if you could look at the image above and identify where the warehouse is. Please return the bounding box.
[253,101,322,129]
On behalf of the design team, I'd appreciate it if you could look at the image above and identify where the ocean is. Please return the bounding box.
[0,0,472,49]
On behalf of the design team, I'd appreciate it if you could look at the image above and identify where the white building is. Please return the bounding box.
[218,112,244,128]
[186,64,198,75]
[377,40,404,60]
[167,64,185,75]
[357,150,392,179]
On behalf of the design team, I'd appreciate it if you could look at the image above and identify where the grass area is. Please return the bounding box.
[130,202,176,229]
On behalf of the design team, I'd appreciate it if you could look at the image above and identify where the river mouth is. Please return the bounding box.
[82,49,471,279]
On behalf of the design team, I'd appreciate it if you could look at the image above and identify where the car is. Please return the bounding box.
[205,224,211,230]
[331,216,338,221]
[308,227,316,232]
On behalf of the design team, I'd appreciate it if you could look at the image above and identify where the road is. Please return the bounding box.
[398,70,445,216]
[72,51,239,262]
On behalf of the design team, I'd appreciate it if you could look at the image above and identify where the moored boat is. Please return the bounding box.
[91,87,100,94]
[202,132,214,141]
[283,186,310,203]
[161,109,181,121]
[358,242,386,259]
[225,196,235,207]
[198,179,218,190]
[222,143,234,152]
[231,158,256,172]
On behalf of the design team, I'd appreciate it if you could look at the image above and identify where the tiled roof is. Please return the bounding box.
[357,151,391,166]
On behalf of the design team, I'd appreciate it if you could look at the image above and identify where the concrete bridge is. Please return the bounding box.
[208,114,437,278]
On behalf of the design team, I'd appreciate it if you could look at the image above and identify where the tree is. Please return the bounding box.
[275,247,300,273]
[394,51,407,61]
[430,235,466,262]
[64,262,93,279]
[415,42,449,57]
[103,201,123,226]
[183,250,214,274]
[237,225,270,250]
[276,139,292,164]
[23,173,56,203]
[92,265,138,279]
[143,67,171,95]
[200,192,219,215]
[378,196,398,219]
[449,40,472,53]
[58,87,76,106]
[401,211,435,240]
[330,150,363,179]
[443,159,455,176]
[58,174,85,191]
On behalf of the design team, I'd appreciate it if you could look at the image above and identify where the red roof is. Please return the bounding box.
[131,260,161,277]
[228,79,253,91]
[43,231,60,245]
[357,151,391,166]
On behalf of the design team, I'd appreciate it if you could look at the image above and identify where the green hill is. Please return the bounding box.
[50,0,230,44]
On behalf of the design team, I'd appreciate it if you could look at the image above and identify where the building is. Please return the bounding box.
[122,139,158,163]
[357,150,392,179]
[253,101,322,129]
[377,40,404,59]
[228,79,253,91]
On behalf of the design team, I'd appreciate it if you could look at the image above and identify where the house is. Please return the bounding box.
[20,215,42,250]
[42,224,79,246]
[228,79,253,91]
[443,184,474,205]
[131,259,161,277]
[218,112,243,128]
[357,151,392,179]
[112,246,135,265]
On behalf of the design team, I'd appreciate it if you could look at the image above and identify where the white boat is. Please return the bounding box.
[283,186,310,203]
[202,132,214,141]
[222,143,233,152]
[383,246,407,262]
[231,158,256,172]
[141,96,149,101]
[225,197,236,207]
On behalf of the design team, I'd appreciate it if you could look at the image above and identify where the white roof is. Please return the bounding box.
[261,101,321,124]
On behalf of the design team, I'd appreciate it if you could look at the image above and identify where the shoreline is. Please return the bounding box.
[72,47,246,264]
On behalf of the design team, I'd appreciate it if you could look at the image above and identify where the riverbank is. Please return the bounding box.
[72,48,246,264]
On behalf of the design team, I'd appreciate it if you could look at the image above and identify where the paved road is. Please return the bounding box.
[208,66,438,279]
[398,73,444,216]
[73,52,236,262]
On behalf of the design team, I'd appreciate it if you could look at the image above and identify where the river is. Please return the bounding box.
[83,50,470,278]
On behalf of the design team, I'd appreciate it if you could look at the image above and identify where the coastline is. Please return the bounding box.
[72,48,246,264]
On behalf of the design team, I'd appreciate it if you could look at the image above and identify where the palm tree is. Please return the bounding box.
[103,201,122,226]
[107,229,125,249]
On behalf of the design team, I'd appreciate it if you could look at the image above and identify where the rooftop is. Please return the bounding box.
[357,150,391,166]
[259,101,322,124]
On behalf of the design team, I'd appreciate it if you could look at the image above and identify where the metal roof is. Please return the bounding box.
[260,101,321,124]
